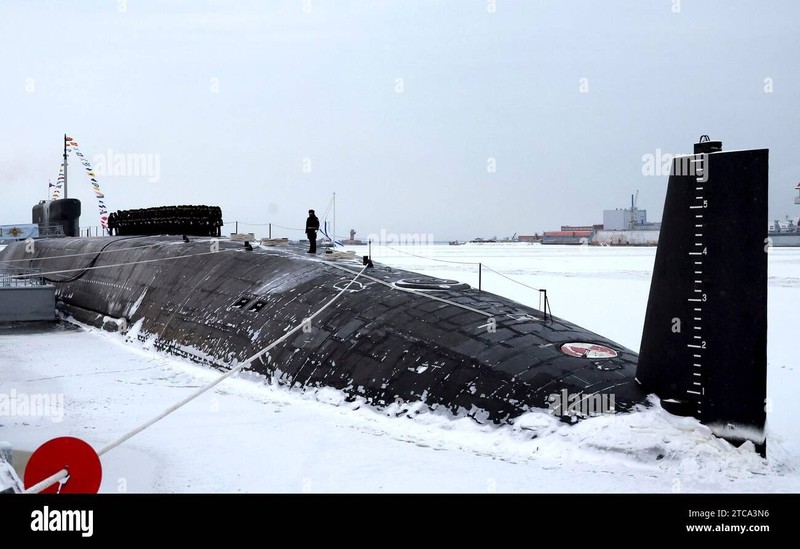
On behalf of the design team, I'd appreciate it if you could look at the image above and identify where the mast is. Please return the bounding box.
[333,192,336,248]
[63,133,68,199]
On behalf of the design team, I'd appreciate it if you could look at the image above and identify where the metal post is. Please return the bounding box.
[539,289,550,321]
[63,134,68,199]
[269,223,272,239]
[368,239,372,260]
[333,192,336,248]
[544,290,550,320]
[235,221,238,234]
[478,262,482,292]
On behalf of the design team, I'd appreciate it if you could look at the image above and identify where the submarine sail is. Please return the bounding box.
[637,138,768,455]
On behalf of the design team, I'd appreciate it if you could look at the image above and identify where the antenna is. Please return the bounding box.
[333,192,336,248]
[63,134,68,199]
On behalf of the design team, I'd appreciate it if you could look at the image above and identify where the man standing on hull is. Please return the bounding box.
[306,209,320,253]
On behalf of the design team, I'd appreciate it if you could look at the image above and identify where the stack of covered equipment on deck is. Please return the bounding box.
[108,205,223,237]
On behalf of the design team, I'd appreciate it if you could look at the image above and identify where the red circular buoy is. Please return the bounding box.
[560,342,619,359]
[24,437,102,494]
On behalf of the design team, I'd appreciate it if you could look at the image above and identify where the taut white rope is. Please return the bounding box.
[23,264,369,493]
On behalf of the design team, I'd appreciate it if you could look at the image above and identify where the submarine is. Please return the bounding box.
[0,137,768,456]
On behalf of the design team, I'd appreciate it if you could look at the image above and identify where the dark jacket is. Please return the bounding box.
[306,214,320,233]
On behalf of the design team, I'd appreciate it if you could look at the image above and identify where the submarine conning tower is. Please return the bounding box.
[32,198,81,237]
[636,135,769,456]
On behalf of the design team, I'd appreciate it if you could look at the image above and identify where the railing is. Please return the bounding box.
[37,226,66,238]
[0,268,45,287]
[80,226,109,237]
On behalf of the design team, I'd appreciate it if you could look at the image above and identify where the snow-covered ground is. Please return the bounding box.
[1,243,798,493]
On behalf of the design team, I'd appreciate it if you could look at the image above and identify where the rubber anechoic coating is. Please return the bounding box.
[393,277,471,291]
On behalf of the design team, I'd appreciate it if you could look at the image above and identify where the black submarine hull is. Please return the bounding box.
[0,236,646,422]
[0,137,770,457]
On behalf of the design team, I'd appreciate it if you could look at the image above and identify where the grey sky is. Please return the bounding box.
[1,0,798,241]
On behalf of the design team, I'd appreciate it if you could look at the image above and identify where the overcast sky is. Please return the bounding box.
[1,0,798,241]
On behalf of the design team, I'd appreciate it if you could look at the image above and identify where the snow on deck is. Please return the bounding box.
[1,244,798,493]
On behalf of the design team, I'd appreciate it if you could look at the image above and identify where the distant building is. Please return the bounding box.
[596,208,660,246]
[603,208,647,231]
[541,199,661,246]
[542,230,593,245]
[343,229,365,245]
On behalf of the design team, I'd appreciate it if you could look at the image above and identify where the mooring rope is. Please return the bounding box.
[380,244,480,265]
[23,263,369,494]
[480,264,544,292]
[7,248,240,281]
[377,245,546,292]
[0,239,188,265]
[324,261,493,318]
